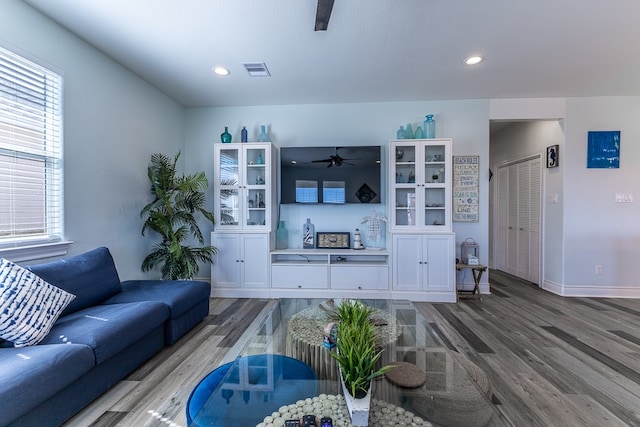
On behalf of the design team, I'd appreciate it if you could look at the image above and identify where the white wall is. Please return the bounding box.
[563,96,640,296]
[1,1,185,279]
[185,100,490,280]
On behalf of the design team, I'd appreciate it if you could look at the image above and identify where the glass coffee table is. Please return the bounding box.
[187,299,494,426]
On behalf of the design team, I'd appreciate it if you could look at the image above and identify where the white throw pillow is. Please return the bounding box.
[0,258,76,347]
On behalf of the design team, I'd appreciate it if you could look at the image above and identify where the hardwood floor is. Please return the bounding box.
[65,272,640,426]
[416,270,640,427]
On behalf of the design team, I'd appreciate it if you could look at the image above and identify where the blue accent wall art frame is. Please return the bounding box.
[587,130,620,168]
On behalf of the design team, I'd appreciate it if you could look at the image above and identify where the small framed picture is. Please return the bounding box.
[546,145,559,168]
[316,232,350,249]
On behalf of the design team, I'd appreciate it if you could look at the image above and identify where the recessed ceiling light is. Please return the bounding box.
[212,66,230,76]
[464,55,484,65]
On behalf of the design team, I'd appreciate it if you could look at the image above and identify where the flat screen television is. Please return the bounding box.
[280,146,382,204]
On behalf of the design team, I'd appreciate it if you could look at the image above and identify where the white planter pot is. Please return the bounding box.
[340,373,371,426]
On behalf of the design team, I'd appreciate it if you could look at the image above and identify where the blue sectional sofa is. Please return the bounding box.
[0,247,211,426]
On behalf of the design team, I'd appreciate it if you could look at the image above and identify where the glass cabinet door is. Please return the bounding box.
[422,143,447,228]
[218,147,240,226]
[244,147,267,227]
[392,143,417,227]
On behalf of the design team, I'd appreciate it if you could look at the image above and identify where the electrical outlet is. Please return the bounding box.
[595,264,603,275]
[615,193,633,203]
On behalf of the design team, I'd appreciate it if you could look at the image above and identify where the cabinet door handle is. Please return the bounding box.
[297,285,302,288]
[240,259,244,262]
[236,259,240,262]
[358,286,362,290]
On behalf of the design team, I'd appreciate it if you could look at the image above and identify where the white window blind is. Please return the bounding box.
[0,46,63,246]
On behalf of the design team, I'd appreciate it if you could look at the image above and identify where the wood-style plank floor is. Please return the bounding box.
[64,272,640,426]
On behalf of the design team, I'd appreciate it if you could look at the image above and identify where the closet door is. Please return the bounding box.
[507,164,519,276]
[496,167,510,272]
[526,159,541,283]
[517,161,531,279]
[496,156,542,284]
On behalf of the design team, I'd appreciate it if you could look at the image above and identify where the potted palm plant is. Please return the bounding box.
[330,300,394,426]
[140,152,216,280]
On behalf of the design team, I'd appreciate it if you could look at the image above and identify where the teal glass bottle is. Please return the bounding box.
[405,123,414,139]
[257,125,270,142]
[276,221,288,249]
[424,115,435,139]
[241,126,248,142]
[396,125,406,139]
[220,126,232,143]
[414,126,425,139]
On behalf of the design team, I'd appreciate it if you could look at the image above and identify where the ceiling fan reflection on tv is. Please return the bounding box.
[310,147,359,167]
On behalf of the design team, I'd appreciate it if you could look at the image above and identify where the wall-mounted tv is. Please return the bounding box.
[280,146,382,204]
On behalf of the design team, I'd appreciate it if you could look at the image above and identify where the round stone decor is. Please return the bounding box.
[384,361,427,388]
[256,394,433,427]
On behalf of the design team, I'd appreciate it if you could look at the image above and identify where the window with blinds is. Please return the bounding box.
[0,46,63,246]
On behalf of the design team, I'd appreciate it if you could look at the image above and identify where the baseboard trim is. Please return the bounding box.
[543,280,640,298]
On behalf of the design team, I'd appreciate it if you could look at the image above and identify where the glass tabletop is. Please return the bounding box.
[188,299,494,427]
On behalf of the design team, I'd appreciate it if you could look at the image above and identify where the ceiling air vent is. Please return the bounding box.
[242,62,271,77]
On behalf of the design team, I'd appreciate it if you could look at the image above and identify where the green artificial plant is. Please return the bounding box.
[329,300,394,398]
[140,152,216,280]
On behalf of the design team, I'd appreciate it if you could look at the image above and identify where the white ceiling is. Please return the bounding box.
[23,0,640,108]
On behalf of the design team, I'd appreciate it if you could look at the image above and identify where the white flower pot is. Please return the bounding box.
[340,372,371,426]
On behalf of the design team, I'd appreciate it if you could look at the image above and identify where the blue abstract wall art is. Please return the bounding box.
[587,130,620,169]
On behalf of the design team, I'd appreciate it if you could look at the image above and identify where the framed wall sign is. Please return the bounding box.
[453,155,479,222]
[316,232,350,249]
[546,145,559,168]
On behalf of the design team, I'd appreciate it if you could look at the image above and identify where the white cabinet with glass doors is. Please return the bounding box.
[213,143,277,231]
[389,139,452,232]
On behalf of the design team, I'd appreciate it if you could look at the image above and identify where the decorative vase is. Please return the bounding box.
[220,126,232,143]
[303,218,314,249]
[241,126,248,142]
[276,221,288,249]
[396,125,406,139]
[414,126,425,139]
[257,125,270,142]
[424,114,435,139]
[405,123,414,139]
[340,371,371,426]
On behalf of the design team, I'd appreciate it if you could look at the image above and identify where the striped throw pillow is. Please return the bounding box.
[0,258,76,347]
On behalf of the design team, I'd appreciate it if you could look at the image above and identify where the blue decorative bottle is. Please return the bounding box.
[241,126,248,142]
[414,126,425,139]
[424,115,435,139]
[220,126,232,143]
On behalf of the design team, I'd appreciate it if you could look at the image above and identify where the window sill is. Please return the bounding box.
[0,241,74,263]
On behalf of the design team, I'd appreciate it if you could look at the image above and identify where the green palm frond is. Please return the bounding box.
[140,151,217,280]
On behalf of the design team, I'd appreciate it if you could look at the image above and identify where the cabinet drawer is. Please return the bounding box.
[330,265,389,290]
[271,265,328,289]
